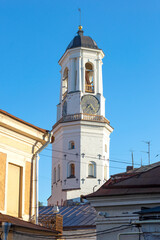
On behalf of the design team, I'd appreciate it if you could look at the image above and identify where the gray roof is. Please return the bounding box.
[66,30,99,51]
[39,205,96,229]
[134,206,160,215]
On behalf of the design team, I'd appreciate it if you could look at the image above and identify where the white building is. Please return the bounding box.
[48,26,113,206]
[85,163,160,240]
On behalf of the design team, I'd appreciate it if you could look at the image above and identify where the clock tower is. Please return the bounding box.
[48,26,113,206]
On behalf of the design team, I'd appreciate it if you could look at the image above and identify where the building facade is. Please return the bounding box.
[48,27,113,206]
[0,109,51,221]
[86,164,160,240]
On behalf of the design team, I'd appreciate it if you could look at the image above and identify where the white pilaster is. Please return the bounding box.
[70,58,75,91]
[59,70,62,103]
[99,59,103,95]
[76,57,82,91]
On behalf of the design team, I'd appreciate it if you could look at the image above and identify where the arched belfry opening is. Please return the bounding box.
[85,63,94,93]
[62,67,68,99]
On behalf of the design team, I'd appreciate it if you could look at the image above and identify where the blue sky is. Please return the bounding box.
[1,0,160,205]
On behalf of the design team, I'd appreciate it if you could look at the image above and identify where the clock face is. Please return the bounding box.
[81,95,100,114]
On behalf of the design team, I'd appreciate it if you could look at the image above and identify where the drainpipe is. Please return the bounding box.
[33,131,53,224]
[117,232,143,240]
[2,222,11,240]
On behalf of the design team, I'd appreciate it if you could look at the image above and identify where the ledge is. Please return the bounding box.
[67,176,76,179]
[53,113,111,130]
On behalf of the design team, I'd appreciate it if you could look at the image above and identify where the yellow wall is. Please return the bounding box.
[7,163,22,218]
[0,135,32,154]
[0,113,48,221]
[0,152,7,211]
[24,161,31,215]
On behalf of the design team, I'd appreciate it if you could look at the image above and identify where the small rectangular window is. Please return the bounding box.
[104,166,107,180]
[57,165,60,181]
[105,144,107,153]
[53,167,56,183]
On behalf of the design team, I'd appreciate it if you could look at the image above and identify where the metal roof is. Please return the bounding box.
[134,206,160,215]
[0,213,59,233]
[66,30,99,51]
[39,205,96,228]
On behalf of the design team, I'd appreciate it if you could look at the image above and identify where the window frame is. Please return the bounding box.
[88,161,96,178]
[69,141,75,150]
[68,163,75,178]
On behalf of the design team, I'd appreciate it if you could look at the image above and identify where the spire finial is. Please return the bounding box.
[78,8,83,31]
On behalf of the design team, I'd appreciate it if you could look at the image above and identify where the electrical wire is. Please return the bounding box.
[12,224,131,239]
[40,153,125,170]
[61,224,131,237]
[43,147,141,167]
[63,226,131,239]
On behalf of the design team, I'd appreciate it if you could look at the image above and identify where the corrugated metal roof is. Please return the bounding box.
[39,205,96,228]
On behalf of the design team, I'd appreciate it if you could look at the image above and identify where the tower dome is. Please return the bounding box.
[66,27,99,50]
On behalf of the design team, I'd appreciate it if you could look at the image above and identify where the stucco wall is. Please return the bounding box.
[49,120,112,205]
[0,152,7,211]
[24,161,31,215]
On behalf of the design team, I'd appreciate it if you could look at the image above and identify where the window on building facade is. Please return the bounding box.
[7,163,22,218]
[85,63,94,93]
[104,165,107,180]
[105,144,107,153]
[57,164,60,181]
[68,163,75,178]
[53,167,56,183]
[69,141,75,150]
[88,161,96,178]
[62,67,68,99]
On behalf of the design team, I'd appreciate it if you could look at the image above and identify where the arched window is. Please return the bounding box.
[85,63,94,93]
[62,67,68,98]
[69,141,75,150]
[88,161,96,178]
[68,163,75,178]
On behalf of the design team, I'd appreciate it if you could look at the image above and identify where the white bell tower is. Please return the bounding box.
[48,26,113,206]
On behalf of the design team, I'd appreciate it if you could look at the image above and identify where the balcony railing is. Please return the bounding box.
[85,84,94,93]
[53,113,110,129]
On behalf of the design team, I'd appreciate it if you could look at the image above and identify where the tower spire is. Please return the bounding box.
[78,8,83,31]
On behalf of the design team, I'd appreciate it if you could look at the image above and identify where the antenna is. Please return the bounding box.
[129,150,134,168]
[142,141,150,165]
[132,151,134,168]
[78,8,81,26]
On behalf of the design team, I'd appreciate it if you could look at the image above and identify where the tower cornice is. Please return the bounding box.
[52,113,113,132]
[58,47,105,66]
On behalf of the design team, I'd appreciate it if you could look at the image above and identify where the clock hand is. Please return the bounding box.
[90,104,96,112]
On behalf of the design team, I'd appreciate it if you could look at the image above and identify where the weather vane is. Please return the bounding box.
[78,8,82,30]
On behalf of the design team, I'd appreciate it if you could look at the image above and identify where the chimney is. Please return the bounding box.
[126,166,133,172]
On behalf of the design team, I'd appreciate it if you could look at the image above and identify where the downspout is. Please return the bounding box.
[33,131,53,224]
[117,232,143,240]
[2,222,11,240]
